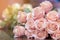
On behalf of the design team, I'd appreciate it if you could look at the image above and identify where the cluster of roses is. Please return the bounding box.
[13,1,60,40]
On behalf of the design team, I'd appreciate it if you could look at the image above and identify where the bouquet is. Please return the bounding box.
[13,1,60,40]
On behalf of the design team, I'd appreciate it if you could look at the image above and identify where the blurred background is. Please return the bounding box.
[0,0,60,19]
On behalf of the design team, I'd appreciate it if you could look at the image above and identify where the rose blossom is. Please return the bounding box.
[36,29,48,40]
[17,11,27,23]
[25,18,37,39]
[40,1,53,13]
[25,25,37,39]
[25,29,37,39]
[46,10,59,22]
[13,25,25,37]
[25,18,35,29]
[26,13,33,20]
[56,14,60,24]
[51,30,60,40]
[46,21,59,34]
[34,18,47,31]
[32,7,45,20]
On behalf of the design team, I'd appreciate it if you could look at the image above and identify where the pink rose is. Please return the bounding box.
[25,18,37,39]
[13,25,25,37]
[25,29,37,39]
[40,1,53,13]
[17,11,27,23]
[46,22,59,34]
[26,13,33,20]
[56,14,60,24]
[46,10,59,22]
[36,30,48,40]
[51,30,60,40]
[25,18,36,30]
[34,18,47,31]
[32,7,45,20]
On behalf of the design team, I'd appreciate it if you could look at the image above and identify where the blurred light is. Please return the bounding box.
[12,3,20,9]
[55,0,60,2]
[23,4,33,11]
[0,20,2,23]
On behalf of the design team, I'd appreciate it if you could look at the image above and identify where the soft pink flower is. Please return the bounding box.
[26,13,33,20]
[17,11,27,23]
[32,7,45,20]
[13,25,25,37]
[46,10,59,21]
[25,30,32,38]
[25,22,37,38]
[56,19,60,25]
[25,29,37,39]
[46,22,59,34]
[34,18,47,31]
[36,30,48,40]
[51,30,60,40]
[56,14,60,24]
[25,18,37,39]
[40,1,53,13]
[25,18,36,30]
